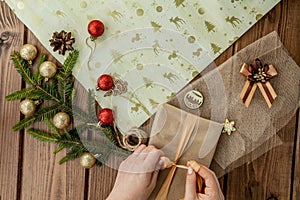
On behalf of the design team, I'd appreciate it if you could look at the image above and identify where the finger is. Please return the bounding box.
[149,170,159,189]
[145,148,164,171]
[184,167,197,200]
[197,165,219,190]
[198,193,210,200]
[134,144,146,154]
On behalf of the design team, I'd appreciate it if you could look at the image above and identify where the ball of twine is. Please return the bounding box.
[121,128,148,151]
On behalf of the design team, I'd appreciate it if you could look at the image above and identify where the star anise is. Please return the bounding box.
[49,30,75,55]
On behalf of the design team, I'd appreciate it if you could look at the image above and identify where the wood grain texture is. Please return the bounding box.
[19,25,86,200]
[0,0,299,200]
[226,1,299,199]
[279,1,300,200]
[0,2,24,200]
[293,112,300,200]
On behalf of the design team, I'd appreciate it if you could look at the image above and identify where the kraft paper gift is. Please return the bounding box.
[148,103,223,200]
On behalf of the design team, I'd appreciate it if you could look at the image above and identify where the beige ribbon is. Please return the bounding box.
[155,113,198,200]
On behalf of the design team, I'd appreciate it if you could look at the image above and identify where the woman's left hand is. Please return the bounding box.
[107,144,164,200]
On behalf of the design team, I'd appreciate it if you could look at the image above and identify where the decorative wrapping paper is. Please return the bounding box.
[6,0,280,133]
[148,103,223,200]
[168,31,300,176]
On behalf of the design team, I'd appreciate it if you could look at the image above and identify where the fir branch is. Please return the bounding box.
[13,103,61,131]
[59,144,86,165]
[44,118,61,138]
[95,160,103,167]
[102,126,118,145]
[50,76,58,91]
[64,77,73,104]
[72,105,93,123]
[83,140,130,160]
[27,129,59,143]
[11,52,36,85]
[87,89,97,121]
[26,89,53,100]
[53,144,65,154]
[62,50,79,77]
[5,87,36,101]
[13,116,36,131]
[35,53,47,84]
[39,82,61,102]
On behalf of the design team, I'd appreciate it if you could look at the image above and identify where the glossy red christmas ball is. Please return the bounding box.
[97,74,114,91]
[98,108,114,125]
[88,20,105,38]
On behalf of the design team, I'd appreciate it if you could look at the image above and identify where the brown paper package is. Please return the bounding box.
[148,104,223,200]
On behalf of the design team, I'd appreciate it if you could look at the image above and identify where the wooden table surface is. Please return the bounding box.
[1,1,299,200]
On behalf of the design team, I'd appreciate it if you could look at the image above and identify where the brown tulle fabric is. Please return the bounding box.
[168,31,300,177]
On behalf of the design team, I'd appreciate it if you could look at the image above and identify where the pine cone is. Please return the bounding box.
[49,30,75,55]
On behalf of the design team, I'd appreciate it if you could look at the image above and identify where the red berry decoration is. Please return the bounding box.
[98,108,114,125]
[88,20,105,39]
[97,74,114,91]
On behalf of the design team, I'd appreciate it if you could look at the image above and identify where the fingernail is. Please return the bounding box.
[188,166,193,175]
[158,159,164,168]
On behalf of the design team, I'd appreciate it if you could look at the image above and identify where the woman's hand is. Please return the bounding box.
[184,162,224,200]
[107,144,164,200]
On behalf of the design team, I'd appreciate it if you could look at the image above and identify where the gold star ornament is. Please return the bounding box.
[222,118,236,136]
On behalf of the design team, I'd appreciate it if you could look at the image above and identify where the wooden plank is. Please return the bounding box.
[0,2,24,200]
[88,166,118,200]
[293,111,300,199]
[279,1,300,199]
[19,31,86,199]
[224,2,297,199]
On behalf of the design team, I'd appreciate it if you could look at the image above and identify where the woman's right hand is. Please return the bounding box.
[184,162,224,200]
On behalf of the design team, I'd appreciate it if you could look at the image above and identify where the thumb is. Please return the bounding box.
[184,167,197,200]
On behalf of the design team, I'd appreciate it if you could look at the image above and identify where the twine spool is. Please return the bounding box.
[121,128,148,151]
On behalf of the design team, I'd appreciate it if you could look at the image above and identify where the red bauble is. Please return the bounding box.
[98,108,114,125]
[97,74,114,91]
[88,20,105,38]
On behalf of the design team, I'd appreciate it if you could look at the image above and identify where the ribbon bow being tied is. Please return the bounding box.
[240,59,277,108]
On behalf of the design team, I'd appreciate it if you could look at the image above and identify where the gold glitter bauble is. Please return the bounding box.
[53,112,70,129]
[20,44,37,61]
[20,99,36,116]
[39,61,57,81]
[80,152,96,169]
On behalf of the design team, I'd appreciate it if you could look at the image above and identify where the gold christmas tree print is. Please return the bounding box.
[225,16,242,27]
[54,10,66,18]
[168,51,178,60]
[149,98,159,108]
[108,10,123,22]
[211,43,222,54]
[131,33,141,42]
[169,16,186,29]
[166,92,176,100]
[193,48,202,57]
[151,21,162,32]
[204,20,216,32]
[174,0,185,7]
[163,72,178,83]
[152,40,160,55]
[124,92,151,116]
[143,77,154,88]
[111,49,123,63]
